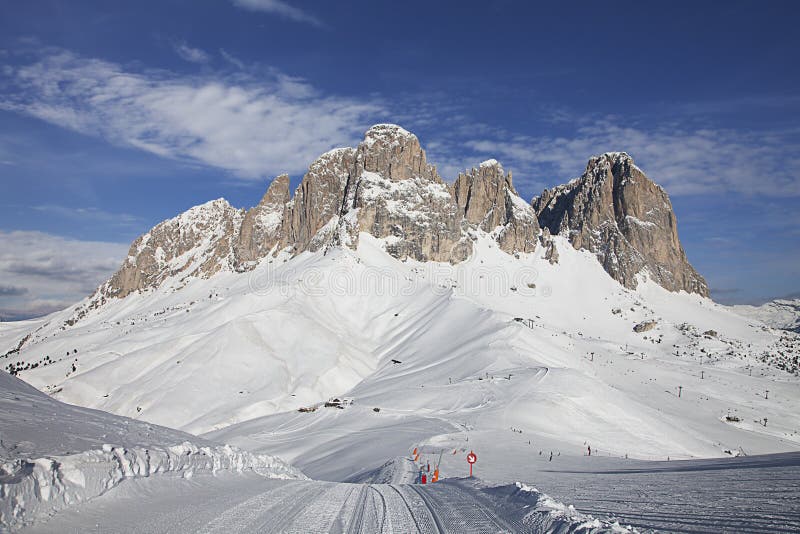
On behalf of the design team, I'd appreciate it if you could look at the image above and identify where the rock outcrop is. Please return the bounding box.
[346,125,469,262]
[96,128,707,304]
[532,152,708,296]
[276,125,472,262]
[453,159,539,255]
[104,199,243,298]
[235,174,290,270]
[99,125,521,300]
[282,148,354,254]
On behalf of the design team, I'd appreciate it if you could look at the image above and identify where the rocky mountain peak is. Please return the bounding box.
[363,123,416,144]
[235,174,290,269]
[479,158,504,171]
[282,147,355,254]
[357,123,437,182]
[94,125,710,306]
[103,198,243,299]
[259,174,291,207]
[453,160,538,255]
[533,152,709,296]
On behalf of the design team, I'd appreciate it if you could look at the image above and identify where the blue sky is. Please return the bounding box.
[1,0,799,318]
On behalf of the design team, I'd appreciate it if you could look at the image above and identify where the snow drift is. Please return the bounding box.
[0,371,305,531]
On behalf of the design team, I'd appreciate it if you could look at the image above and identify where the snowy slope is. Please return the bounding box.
[202,235,800,480]
[2,232,799,472]
[0,370,198,461]
[0,371,305,530]
[733,298,800,333]
[2,230,800,530]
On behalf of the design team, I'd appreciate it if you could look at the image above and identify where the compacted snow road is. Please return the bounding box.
[22,474,598,533]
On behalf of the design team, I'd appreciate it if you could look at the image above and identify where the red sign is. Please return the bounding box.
[466,450,477,477]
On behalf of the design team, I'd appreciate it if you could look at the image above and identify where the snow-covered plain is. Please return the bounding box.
[2,232,800,531]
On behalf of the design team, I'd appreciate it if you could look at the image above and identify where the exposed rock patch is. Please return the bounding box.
[96,129,705,307]
[533,152,708,296]
[453,159,539,255]
[104,199,243,299]
[634,320,658,333]
[235,174,290,270]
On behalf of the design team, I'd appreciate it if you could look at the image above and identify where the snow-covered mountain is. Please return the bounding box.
[733,298,800,333]
[533,152,708,295]
[64,124,708,320]
[1,123,798,484]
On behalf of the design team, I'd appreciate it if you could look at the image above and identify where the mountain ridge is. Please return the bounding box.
[84,124,705,320]
[733,298,800,333]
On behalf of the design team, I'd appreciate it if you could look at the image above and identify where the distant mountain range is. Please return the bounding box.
[733,298,800,333]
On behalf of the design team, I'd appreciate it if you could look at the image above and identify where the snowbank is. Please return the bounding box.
[514,482,634,533]
[0,441,306,530]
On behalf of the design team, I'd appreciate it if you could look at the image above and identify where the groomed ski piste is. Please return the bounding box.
[2,233,800,532]
[1,369,628,533]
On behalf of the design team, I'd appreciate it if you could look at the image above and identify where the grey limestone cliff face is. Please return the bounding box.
[286,125,538,262]
[453,159,539,255]
[282,124,471,262]
[347,125,469,262]
[532,152,708,296]
[97,127,706,304]
[282,147,355,254]
[104,199,244,299]
[235,174,290,270]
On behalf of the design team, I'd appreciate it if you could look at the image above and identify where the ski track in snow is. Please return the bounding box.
[23,474,624,534]
[530,452,800,533]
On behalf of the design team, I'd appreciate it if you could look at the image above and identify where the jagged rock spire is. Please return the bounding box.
[98,129,707,302]
[235,174,290,270]
[533,152,708,296]
[453,159,539,254]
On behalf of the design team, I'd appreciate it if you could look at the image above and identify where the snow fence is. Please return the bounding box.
[0,441,306,531]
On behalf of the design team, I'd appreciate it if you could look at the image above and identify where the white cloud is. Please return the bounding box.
[0,231,128,320]
[231,0,324,27]
[32,205,141,227]
[1,49,385,179]
[220,49,246,70]
[464,119,800,197]
[173,41,210,63]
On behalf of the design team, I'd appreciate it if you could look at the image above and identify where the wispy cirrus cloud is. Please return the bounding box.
[1,48,385,180]
[172,41,210,63]
[220,49,246,70]
[32,205,141,227]
[0,230,128,320]
[230,0,324,27]
[461,118,800,198]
